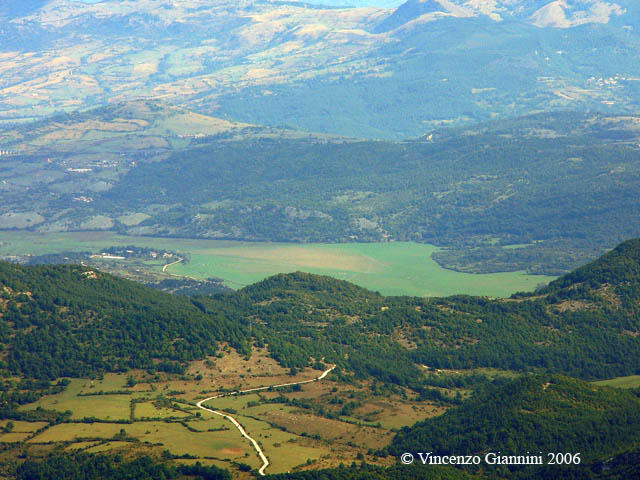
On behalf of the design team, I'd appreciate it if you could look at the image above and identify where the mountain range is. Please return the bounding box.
[1,0,639,138]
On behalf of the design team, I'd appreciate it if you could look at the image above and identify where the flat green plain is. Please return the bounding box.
[0,231,555,297]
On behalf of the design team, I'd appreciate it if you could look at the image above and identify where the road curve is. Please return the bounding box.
[162,257,183,273]
[196,366,336,476]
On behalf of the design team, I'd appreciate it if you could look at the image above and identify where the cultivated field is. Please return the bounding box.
[0,231,555,297]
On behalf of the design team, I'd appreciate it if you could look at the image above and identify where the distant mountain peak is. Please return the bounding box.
[375,0,627,31]
[530,0,625,28]
[374,0,465,32]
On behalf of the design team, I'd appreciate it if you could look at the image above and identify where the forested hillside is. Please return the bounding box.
[91,113,639,275]
[2,239,640,386]
[389,375,640,478]
[0,262,251,379]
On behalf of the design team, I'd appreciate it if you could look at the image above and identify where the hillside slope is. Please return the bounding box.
[389,374,640,478]
[88,112,640,275]
[0,261,251,379]
[5,107,639,278]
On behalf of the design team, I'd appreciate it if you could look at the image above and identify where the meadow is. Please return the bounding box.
[0,231,555,297]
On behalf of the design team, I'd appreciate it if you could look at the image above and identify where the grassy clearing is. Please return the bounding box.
[134,401,191,419]
[21,380,137,421]
[227,413,327,473]
[0,231,555,297]
[84,441,134,453]
[64,441,102,451]
[0,420,48,433]
[373,401,445,430]
[28,423,124,443]
[594,375,640,389]
[253,404,393,449]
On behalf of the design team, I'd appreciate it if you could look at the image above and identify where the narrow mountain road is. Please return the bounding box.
[162,257,183,273]
[196,365,336,476]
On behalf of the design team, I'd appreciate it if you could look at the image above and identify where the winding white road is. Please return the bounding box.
[162,257,184,273]
[196,366,336,476]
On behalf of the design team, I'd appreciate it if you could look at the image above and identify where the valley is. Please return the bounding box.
[0,231,555,297]
[2,103,640,278]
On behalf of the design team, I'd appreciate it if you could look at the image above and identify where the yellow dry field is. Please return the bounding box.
[65,441,102,451]
[190,347,288,378]
[0,420,48,433]
[253,404,393,449]
[372,401,446,430]
[21,378,140,420]
[0,432,32,443]
[28,423,124,443]
[28,420,256,464]
[85,441,134,453]
[226,413,328,473]
[200,245,380,273]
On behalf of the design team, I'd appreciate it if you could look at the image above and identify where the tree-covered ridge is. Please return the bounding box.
[388,375,640,477]
[15,453,230,480]
[219,239,640,380]
[541,238,640,293]
[266,463,482,480]
[0,262,251,379]
[2,239,640,384]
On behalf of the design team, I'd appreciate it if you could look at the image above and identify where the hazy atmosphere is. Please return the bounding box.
[1,1,639,479]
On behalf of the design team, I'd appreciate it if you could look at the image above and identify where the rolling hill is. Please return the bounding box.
[3,238,640,384]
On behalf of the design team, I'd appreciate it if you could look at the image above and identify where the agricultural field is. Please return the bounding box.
[0,231,555,297]
[13,347,447,476]
[17,346,637,477]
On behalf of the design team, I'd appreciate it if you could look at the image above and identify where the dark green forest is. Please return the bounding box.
[15,454,230,480]
[389,375,640,476]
